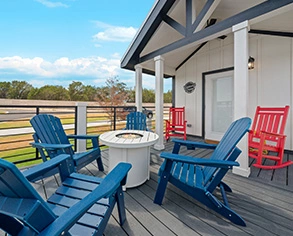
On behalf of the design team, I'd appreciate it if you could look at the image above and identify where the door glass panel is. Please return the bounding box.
[212,77,233,133]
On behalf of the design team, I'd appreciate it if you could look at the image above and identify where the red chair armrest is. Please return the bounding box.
[260,131,286,138]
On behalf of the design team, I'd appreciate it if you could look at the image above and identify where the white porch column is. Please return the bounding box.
[232,21,250,177]
[154,56,165,150]
[76,102,87,152]
[135,64,143,112]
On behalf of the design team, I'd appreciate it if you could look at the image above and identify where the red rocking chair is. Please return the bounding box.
[248,105,293,169]
[165,107,187,141]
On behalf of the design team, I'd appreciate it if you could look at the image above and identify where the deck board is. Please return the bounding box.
[111,206,151,236]
[2,137,293,236]
[123,190,176,236]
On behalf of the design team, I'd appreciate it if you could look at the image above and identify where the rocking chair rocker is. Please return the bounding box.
[249,106,293,169]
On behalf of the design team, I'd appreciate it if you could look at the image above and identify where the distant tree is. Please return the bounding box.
[127,88,135,103]
[130,88,172,103]
[164,90,172,103]
[28,85,69,100]
[7,80,33,99]
[27,87,39,99]
[84,85,97,101]
[97,76,129,105]
[68,81,88,101]
[97,76,130,127]
[142,88,155,103]
[0,82,11,98]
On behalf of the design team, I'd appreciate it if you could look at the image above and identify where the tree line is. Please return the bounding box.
[0,78,172,103]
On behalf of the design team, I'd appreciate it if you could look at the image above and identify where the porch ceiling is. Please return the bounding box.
[121,0,293,77]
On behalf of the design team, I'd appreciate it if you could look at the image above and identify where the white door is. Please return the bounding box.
[205,70,234,141]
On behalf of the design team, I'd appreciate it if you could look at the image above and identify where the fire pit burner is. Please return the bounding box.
[116,132,143,139]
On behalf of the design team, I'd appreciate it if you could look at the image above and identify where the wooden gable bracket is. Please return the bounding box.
[162,0,221,37]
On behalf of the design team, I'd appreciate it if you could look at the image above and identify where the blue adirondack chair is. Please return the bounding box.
[0,155,131,235]
[125,111,150,131]
[154,117,251,226]
[30,114,104,172]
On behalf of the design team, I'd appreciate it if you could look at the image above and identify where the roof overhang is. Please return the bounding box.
[121,0,293,77]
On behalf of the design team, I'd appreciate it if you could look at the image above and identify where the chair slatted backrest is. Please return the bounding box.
[125,112,147,130]
[31,114,73,151]
[169,107,185,126]
[0,159,56,233]
[250,106,289,138]
[203,117,251,186]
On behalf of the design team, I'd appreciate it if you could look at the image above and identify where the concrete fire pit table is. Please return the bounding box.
[99,130,159,189]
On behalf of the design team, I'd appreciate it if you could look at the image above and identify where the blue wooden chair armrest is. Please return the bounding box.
[38,162,132,236]
[67,134,99,148]
[23,154,73,182]
[172,139,217,150]
[30,142,73,150]
[160,152,239,168]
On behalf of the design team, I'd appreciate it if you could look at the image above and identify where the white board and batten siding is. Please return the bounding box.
[176,33,293,150]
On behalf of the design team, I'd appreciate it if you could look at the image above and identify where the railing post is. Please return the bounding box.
[35,107,40,159]
[76,102,87,152]
[113,107,117,130]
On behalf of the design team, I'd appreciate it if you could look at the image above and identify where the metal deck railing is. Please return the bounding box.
[0,104,166,167]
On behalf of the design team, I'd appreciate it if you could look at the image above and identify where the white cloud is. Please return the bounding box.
[0,55,121,79]
[111,53,121,59]
[92,21,137,42]
[0,55,173,91]
[35,0,69,8]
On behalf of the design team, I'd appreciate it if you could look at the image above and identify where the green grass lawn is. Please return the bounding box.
[0,115,108,129]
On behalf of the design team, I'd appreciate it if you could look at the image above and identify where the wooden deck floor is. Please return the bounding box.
[4,138,293,236]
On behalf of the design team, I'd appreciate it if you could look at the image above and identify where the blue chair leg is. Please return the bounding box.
[154,160,173,205]
[172,142,181,154]
[97,158,104,171]
[219,181,232,192]
[116,186,126,225]
[154,176,169,205]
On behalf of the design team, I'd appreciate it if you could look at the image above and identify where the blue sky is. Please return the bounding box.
[0,0,172,92]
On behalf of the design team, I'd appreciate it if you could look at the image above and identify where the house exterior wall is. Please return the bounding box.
[176,34,293,150]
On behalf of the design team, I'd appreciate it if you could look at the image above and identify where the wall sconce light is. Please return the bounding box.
[248,56,255,70]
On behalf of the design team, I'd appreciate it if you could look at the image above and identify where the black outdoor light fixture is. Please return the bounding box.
[248,56,255,70]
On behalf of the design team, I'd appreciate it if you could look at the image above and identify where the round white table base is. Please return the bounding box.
[109,146,150,189]
[99,130,159,190]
